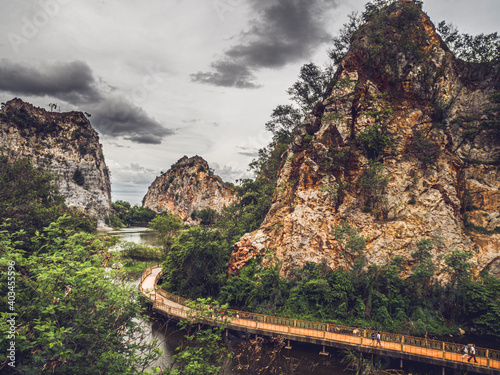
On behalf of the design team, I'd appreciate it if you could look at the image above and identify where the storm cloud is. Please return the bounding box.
[191,61,260,89]
[0,59,102,104]
[191,0,337,88]
[0,59,173,144]
[90,95,174,145]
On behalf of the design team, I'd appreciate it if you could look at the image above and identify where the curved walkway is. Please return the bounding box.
[139,265,500,374]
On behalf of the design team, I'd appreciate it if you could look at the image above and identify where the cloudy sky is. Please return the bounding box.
[0,0,498,204]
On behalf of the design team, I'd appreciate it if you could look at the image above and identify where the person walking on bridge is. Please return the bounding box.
[468,344,478,363]
[462,344,468,358]
[376,332,382,347]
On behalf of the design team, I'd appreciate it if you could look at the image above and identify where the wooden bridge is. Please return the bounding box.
[139,265,500,375]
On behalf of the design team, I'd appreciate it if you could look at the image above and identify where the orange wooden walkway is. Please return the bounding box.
[139,265,500,374]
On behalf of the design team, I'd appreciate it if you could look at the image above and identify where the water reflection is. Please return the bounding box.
[103,226,159,245]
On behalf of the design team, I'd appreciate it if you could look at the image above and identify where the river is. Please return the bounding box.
[106,227,352,374]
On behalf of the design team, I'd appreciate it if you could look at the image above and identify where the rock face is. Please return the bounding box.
[0,98,112,226]
[228,0,500,278]
[143,156,237,221]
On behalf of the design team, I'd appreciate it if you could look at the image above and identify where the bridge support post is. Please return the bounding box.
[486,349,490,367]
[285,340,292,350]
[400,358,403,369]
[319,345,329,356]
[442,366,445,375]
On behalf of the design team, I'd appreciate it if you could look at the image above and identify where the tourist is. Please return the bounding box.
[468,344,478,363]
[376,332,382,347]
[462,344,468,358]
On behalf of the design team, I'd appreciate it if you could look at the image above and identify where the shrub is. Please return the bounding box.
[105,214,124,228]
[356,125,393,160]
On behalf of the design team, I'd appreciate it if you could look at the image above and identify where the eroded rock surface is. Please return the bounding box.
[229,1,500,278]
[143,155,237,222]
[0,98,112,226]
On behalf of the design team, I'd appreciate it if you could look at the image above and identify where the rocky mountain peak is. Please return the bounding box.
[143,155,237,222]
[228,2,500,279]
[0,98,111,226]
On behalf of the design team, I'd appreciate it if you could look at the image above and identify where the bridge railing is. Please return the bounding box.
[142,266,500,369]
[138,264,162,293]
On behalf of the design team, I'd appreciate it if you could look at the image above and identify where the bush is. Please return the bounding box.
[356,125,393,160]
[195,208,218,226]
[105,214,124,229]
[0,156,98,252]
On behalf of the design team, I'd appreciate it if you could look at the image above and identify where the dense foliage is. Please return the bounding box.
[219,234,500,341]
[105,200,157,228]
[0,158,161,374]
[160,298,233,375]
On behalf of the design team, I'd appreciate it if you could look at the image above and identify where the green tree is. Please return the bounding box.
[160,227,230,299]
[437,21,500,63]
[0,217,161,374]
[264,104,302,144]
[196,208,218,226]
[106,201,157,228]
[410,239,435,297]
[287,63,333,113]
[328,12,363,66]
[0,156,95,252]
[356,124,393,160]
[333,221,367,262]
[464,274,500,337]
[162,298,232,375]
[150,212,183,256]
[444,249,474,285]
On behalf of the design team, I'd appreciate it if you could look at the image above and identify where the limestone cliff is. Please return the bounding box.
[229,0,500,279]
[142,156,237,221]
[0,98,111,226]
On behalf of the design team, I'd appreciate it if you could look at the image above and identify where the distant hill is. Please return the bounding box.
[143,155,237,222]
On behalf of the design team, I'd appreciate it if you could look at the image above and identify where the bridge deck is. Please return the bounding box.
[139,266,500,375]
